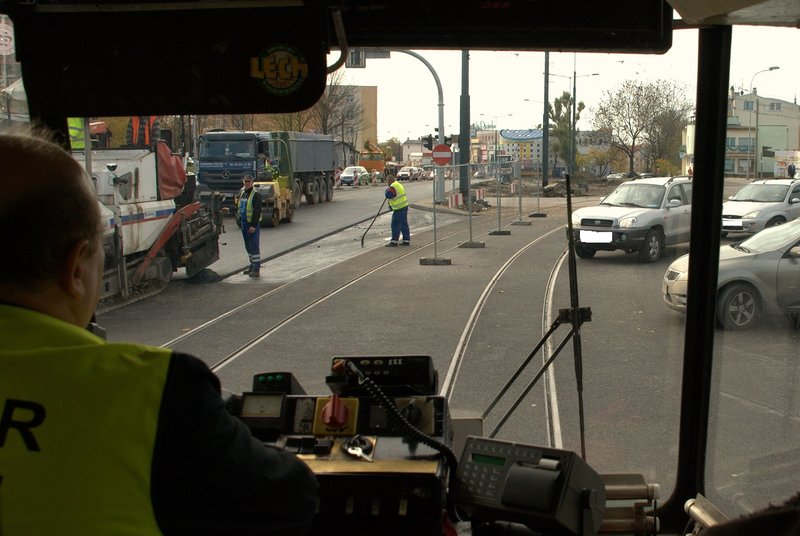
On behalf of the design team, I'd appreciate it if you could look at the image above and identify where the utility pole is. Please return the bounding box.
[542,51,550,188]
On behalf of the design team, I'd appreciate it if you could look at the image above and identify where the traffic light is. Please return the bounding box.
[423,134,433,150]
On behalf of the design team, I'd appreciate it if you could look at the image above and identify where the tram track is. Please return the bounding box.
[152,197,597,431]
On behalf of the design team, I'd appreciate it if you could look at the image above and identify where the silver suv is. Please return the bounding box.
[570,176,693,263]
[721,178,800,237]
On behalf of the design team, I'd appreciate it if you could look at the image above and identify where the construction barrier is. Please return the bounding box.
[448,188,487,208]
[448,192,464,208]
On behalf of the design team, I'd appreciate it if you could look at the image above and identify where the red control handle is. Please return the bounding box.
[322,394,349,427]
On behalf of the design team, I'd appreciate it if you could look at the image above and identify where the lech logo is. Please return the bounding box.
[250,44,308,96]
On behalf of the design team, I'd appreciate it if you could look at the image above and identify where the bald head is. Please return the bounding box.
[0,130,101,291]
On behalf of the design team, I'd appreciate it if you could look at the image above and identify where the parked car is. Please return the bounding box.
[570,176,693,262]
[397,166,415,180]
[663,218,800,330]
[721,178,800,237]
[339,165,369,186]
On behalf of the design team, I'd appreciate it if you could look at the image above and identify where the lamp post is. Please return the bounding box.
[571,69,599,176]
[549,68,598,177]
[747,66,779,180]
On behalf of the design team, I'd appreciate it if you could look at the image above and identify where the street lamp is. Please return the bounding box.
[571,70,599,175]
[747,66,779,179]
[550,67,598,176]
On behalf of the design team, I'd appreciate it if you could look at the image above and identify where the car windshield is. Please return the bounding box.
[731,183,789,202]
[602,183,666,208]
[736,218,800,253]
[343,167,358,174]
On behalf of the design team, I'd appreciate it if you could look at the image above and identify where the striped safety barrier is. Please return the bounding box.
[448,192,464,208]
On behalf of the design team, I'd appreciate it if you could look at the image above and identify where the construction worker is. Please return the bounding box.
[384,175,410,246]
[0,131,317,534]
[67,117,85,150]
[239,175,263,277]
[126,115,160,147]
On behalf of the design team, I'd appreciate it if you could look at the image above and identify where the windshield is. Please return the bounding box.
[603,183,666,208]
[731,183,789,203]
[736,219,800,253]
[4,10,799,530]
[199,139,256,158]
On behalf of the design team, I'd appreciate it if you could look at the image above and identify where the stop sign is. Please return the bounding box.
[432,144,452,166]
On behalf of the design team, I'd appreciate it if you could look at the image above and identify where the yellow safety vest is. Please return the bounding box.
[67,117,85,150]
[239,187,261,223]
[0,304,169,535]
[387,180,408,211]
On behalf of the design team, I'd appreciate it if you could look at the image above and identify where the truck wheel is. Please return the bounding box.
[281,205,294,223]
[325,177,334,201]
[293,179,302,209]
[318,177,328,203]
[306,178,320,205]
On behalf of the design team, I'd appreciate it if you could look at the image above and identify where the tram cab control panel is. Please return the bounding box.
[232,356,608,536]
[234,356,450,535]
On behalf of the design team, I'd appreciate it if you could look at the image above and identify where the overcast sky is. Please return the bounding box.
[328,26,799,143]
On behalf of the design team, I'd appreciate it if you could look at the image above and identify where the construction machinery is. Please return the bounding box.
[75,139,223,311]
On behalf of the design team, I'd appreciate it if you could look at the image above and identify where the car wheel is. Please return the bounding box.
[574,244,596,259]
[326,177,334,201]
[766,216,786,228]
[720,231,728,238]
[716,283,760,330]
[637,229,663,263]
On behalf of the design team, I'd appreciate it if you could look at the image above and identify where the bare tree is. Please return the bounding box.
[311,70,363,135]
[230,114,257,131]
[265,110,316,132]
[593,79,691,175]
[308,70,363,164]
[643,85,693,170]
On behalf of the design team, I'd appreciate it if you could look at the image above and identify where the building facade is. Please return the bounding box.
[683,90,800,177]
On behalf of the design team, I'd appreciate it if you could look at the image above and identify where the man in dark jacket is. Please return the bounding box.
[239,175,263,277]
[0,131,317,534]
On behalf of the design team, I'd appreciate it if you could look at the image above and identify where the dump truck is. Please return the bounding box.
[197,130,335,210]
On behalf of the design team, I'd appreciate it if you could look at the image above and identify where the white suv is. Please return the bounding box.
[721,178,800,237]
[570,176,693,263]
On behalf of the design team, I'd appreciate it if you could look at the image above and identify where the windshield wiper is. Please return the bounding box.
[731,243,752,253]
[619,202,644,208]
[732,198,756,202]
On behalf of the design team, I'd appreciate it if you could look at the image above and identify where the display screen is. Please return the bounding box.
[472,453,506,467]
[241,393,284,418]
